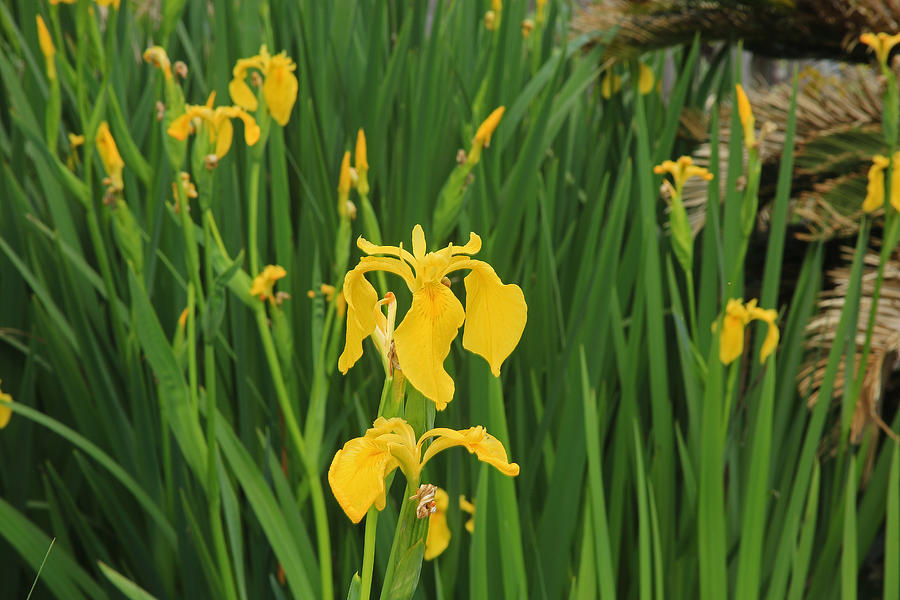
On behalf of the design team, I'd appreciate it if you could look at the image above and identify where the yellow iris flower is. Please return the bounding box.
[96,121,124,194]
[338,225,527,410]
[718,298,779,365]
[0,379,12,429]
[653,156,713,193]
[424,488,451,560]
[167,92,260,159]
[328,417,519,523]
[860,32,900,70]
[249,265,287,301]
[229,45,299,126]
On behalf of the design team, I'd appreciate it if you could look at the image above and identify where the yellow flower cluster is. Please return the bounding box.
[339,224,527,410]
[653,156,713,194]
[718,298,779,365]
[249,265,287,302]
[860,32,900,70]
[328,417,519,523]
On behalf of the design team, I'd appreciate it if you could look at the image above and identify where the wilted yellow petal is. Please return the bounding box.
[473,106,505,147]
[143,46,172,79]
[393,282,466,410]
[420,426,520,476]
[263,53,298,126]
[425,488,451,560]
[249,265,287,301]
[328,436,399,523]
[638,63,654,95]
[735,84,755,149]
[455,261,527,376]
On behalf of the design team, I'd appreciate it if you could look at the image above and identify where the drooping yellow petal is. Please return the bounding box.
[735,84,756,149]
[891,152,900,213]
[214,117,234,158]
[229,77,258,112]
[328,436,399,523]
[424,488,451,560]
[638,63,654,95]
[338,266,380,374]
[263,53,298,126]
[393,282,466,410]
[167,113,193,140]
[457,261,527,376]
[420,426,520,476]
[0,380,12,429]
[863,155,889,212]
[753,308,780,364]
[719,299,749,365]
[233,108,261,146]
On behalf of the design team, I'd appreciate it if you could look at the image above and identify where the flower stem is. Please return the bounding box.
[253,306,332,598]
[248,159,262,275]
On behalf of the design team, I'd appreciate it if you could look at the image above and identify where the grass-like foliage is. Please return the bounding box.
[0,1,898,599]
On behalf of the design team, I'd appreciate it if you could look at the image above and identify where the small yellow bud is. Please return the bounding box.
[735,84,756,149]
[521,19,534,39]
[473,106,505,147]
[36,15,56,81]
[484,10,496,31]
[338,151,352,196]
[355,129,368,173]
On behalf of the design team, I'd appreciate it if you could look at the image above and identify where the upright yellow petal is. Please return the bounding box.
[420,426,520,476]
[638,63,654,95]
[411,224,427,262]
[328,436,399,523]
[458,261,527,376]
[338,266,380,373]
[425,488,451,560]
[862,155,889,212]
[263,53,299,126]
[96,121,124,191]
[36,16,56,81]
[735,84,756,149]
[393,282,466,410]
[355,129,368,172]
[0,380,12,429]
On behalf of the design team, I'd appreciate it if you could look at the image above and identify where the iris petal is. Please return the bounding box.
[424,488,451,560]
[338,267,380,374]
[263,55,298,126]
[327,436,399,523]
[229,78,258,112]
[459,261,527,376]
[393,282,465,410]
[419,426,519,476]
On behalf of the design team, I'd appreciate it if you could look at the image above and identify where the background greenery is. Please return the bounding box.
[0,0,897,598]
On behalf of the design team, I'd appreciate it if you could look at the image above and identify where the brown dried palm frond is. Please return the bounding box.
[799,245,900,472]
[682,65,887,241]
[573,0,900,61]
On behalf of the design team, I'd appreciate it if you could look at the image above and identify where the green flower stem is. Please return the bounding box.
[379,479,429,600]
[721,360,739,443]
[358,190,388,294]
[175,181,205,307]
[248,159,262,275]
[359,376,399,600]
[253,306,332,599]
